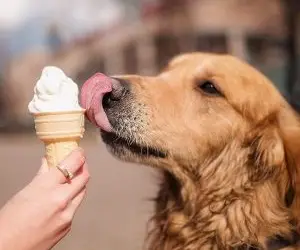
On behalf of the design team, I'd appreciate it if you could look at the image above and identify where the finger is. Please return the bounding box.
[48,148,86,184]
[67,187,87,215]
[62,163,90,200]
[48,226,72,249]
[56,188,87,235]
[37,157,49,175]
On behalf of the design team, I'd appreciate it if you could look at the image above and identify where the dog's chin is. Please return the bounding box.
[100,131,167,163]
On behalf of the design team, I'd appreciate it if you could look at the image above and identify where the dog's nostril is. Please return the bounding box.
[111,78,129,99]
[102,92,112,109]
[102,88,126,109]
[102,78,129,109]
[111,85,126,101]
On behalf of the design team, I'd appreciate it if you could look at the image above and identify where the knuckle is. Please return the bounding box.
[79,155,86,165]
[52,193,68,210]
[75,149,85,162]
[64,150,85,167]
[85,172,91,182]
[60,211,73,225]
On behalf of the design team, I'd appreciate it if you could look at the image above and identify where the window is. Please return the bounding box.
[155,34,181,70]
[247,35,288,98]
[196,34,227,53]
[123,42,138,74]
[247,35,287,67]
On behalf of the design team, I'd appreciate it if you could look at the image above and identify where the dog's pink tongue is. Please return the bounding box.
[80,73,113,132]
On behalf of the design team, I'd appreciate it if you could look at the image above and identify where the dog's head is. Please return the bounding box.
[81,52,300,229]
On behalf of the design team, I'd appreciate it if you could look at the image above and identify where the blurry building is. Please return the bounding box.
[95,0,287,83]
[0,0,297,128]
[77,0,290,97]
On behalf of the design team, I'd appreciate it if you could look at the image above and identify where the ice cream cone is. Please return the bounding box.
[32,110,85,168]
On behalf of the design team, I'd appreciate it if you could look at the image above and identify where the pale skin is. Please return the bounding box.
[0,148,90,250]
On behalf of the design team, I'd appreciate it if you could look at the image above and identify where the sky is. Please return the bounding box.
[0,0,139,68]
[0,0,126,40]
[0,0,162,70]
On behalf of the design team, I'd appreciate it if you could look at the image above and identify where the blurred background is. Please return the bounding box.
[0,0,300,249]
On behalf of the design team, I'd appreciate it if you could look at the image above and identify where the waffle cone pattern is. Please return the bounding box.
[33,110,85,168]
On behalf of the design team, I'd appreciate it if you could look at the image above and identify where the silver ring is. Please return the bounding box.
[56,165,74,180]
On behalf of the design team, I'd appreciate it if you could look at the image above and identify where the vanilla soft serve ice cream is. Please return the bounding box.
[28,66,82,113]
[28,66,85,169]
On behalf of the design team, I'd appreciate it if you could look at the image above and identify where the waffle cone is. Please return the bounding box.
[32,110,85,168]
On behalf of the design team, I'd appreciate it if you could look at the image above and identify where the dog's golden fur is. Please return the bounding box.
[104,53,300,249]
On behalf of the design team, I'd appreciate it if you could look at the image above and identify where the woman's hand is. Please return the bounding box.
[0,148,90,250]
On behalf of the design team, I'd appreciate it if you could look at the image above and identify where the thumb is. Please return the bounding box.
[37,157,49,175]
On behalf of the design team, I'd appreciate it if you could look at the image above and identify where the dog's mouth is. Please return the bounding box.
[101,131,167,159]
[81,73,167,159]
[80,73,113,132]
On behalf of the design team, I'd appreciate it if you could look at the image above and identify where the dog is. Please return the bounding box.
[80,52,300,249]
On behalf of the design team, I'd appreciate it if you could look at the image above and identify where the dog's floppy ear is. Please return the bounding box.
[247,117,285,182]
[278,107,300,230]
[249,108,300,230]
[281,130,300,230]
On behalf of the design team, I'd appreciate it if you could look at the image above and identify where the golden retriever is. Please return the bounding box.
[80,52,300,249]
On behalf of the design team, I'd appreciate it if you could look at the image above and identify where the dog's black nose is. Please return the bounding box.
[102,78,130,109]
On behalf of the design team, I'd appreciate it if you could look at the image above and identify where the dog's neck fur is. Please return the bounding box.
[147,142,293,250]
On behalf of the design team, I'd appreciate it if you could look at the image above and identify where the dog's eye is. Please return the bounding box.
[198,81,222,96]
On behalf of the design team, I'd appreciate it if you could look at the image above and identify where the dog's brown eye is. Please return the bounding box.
[198,81,221,96]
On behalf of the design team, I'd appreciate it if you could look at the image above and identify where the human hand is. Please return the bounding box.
[0,148,90,250]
